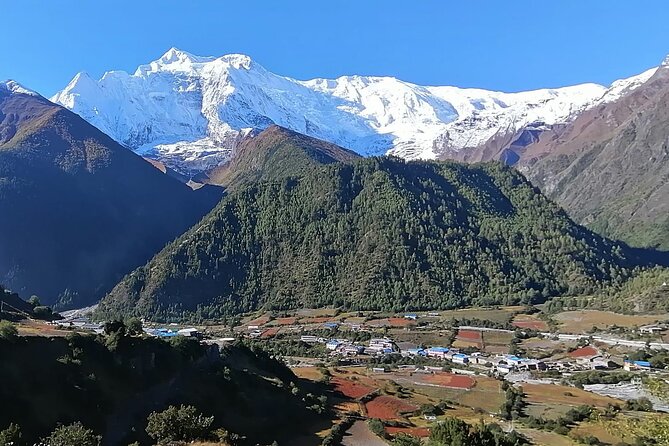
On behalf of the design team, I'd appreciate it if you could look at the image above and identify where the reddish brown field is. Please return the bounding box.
[568,346,599,358]
[423,373,475,389]
[275,317,298,325]
[457,329,483,342]
[332,378,376,399]
[512,320,549,331]
[260,327,280,338]
[247,314,271,327]
[388,317,416,327]
[300,316,334,324]
[365,396,418,420]
[386,426,430,437]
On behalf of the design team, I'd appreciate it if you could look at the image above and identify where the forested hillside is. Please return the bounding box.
[0,83,221,308]
[202,125,360,189]
[0,325,324,445]
[97,157,636,321]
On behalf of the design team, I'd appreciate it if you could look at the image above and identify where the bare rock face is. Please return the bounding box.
[508,63,669,249]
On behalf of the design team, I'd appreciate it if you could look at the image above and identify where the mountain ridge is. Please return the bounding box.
[0,84,221,307]
[96,157,636,322]
[52,48,658,175]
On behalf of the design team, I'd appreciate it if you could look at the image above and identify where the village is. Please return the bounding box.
[41,305,669,445]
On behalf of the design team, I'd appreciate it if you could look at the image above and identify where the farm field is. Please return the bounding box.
[438,307,519,324]
[553,310,669,333]
[331,377,376,399]
[291,366,324,381]
[364,395,418,420]
[16,320,72,337]
[522,383,623,408]
[513,314,549,331]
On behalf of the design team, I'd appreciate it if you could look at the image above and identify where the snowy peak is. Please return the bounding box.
[661,54,669,67]
[0,79,40,97]
[52,49,663,175]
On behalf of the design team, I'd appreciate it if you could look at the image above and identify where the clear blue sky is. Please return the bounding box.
[2,0,669,96]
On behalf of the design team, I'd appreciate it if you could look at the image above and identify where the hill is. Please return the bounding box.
[0,327,326,445]
[0,81,222,308]
[201,125,360,189]
[97,157,637,321]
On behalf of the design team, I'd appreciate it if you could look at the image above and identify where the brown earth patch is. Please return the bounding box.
[386,426,430,437]
[422,373,475,389]
[457,329,483,342]
[365,395,418,420]
[332,377,376,399]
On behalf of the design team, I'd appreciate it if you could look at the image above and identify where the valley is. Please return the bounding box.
[1,4,669,445]
[10,299,668,446]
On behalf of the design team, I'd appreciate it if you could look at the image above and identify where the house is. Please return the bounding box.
[404,314,418,320]
[323,322,339,329]
[406,348,427,357]
[326,340,341,350]
[369,338,394,350]
[426,347,449,359]
[452,353,469,364]
[504,355,525,366]
[470,355,490,365]
[300,335,318,343]
[372,367,387,373]
[341,345,364,355]
[495,363,514,374]
[177,328,200,338]
[146,328,178,338]
[640,325,665,335]
[424,415,437,421]
[624,360,651,371]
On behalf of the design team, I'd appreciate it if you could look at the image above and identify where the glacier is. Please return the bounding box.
[52,48,657,175]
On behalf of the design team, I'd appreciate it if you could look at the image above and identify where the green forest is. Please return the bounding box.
[97,157,638,322]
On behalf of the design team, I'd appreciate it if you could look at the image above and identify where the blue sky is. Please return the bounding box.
[2,0,669,96]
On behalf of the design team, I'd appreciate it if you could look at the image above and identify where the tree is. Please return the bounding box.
[146,405,214,444]
[126,317,143,336]
[103,320,126,336]
[428,417,469,446]
[624,398,653,412]
[27,295,41,307]
[0,321,18,341]
[393,433,422,446]
[368,418,385,437]
[41,422,101,446]
[0,423,21,446]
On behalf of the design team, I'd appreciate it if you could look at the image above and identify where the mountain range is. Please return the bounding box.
[0,81,221,308]
[51,49,669,250]
[1,48,668,314]
[51,48,652,174]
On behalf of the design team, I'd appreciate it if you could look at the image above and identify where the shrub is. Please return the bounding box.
[126,317,143,336]
[0,321,18,341]
[41,422,101,446]
[368,418,385,437]
[0,423,21,446]
[146,405,214,444]
[624,397,653,412]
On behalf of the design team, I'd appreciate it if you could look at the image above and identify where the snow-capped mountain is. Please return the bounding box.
[52,48,657,174]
